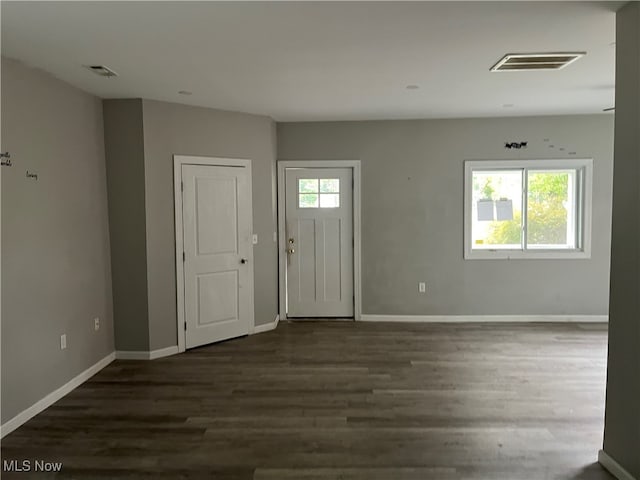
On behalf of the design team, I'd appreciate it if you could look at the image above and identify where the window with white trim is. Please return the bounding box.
[298,178,340,208]
[464,159,593,259]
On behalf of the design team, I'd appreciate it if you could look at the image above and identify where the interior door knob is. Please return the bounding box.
[287,248,295,254]
[240,258,248,264]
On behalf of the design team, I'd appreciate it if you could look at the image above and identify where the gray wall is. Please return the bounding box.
[1,57,114,423]
[103,99,149,351]
[141,100,278,350]
[278,115,614,316]
[602,2,640,477]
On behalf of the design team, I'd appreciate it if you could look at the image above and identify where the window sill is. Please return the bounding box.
[464,249,591,260]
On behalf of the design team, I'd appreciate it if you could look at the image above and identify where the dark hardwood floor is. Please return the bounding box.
[1,321,612,479]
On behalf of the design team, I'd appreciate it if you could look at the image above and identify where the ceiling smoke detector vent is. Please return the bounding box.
[84,65,118,77]
[490,52,585,72]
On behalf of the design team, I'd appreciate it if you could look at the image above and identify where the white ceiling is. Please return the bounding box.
[1,1,618,121]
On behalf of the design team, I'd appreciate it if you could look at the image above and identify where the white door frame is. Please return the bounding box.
[277,160,361,321]
[174,155,255,353]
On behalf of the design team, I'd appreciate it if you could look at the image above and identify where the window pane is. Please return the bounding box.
[527,170,576,249]
[471,170,523,249]
[320,179,340,193]
[319,193,340,208]
[299,179,318,193]
[299,193,319,208]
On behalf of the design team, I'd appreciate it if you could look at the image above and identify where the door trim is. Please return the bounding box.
[174,155,255,353]
[277,160,361,322]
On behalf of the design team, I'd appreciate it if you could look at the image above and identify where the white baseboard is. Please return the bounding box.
[115,345,179,360]
[117,319,281,360]
[360,314,608,323]
[149,345,180,359]
[599,450,638,480]
[253,315,280,334]
[0,352,116,439]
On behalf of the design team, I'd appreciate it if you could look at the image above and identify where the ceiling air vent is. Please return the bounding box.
[84,65,118,77]
[490,52,585,72]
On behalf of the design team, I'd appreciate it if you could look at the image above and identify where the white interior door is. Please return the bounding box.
[285,168,353,317]
[182,163,253,349]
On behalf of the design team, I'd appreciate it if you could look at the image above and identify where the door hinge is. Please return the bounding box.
[184,321,187,331]
[183,251,186,262]
[181,181,184,192]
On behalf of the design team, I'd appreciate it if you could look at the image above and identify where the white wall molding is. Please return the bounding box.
[599,450,638,480]
[0,352,116,439]
[115,345,179,360]
[360,314,608,323]
[149,345,180,360]
[253,315,279,334]
[118,318,280,359]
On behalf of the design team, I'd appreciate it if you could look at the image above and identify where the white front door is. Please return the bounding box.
[285,168,353,317]
[182,163,253,349]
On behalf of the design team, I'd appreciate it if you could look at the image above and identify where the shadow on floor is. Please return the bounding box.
[570,463,615,479]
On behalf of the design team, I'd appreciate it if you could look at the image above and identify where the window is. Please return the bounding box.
[464,159,592,259]
[298,178,340,208]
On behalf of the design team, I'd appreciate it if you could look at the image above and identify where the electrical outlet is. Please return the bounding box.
[60,334,67,350]
[419,282,426,293]
[94,317,100,331]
